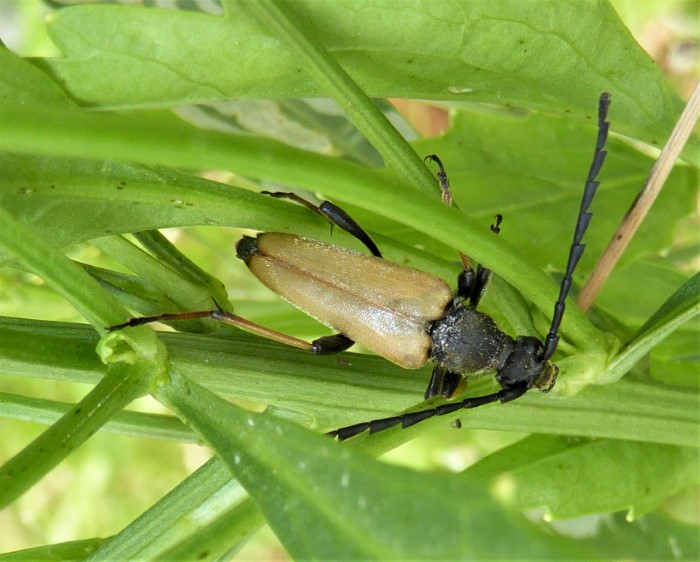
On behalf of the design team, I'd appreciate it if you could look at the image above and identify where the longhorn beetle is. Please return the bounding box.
[110,93,610,441]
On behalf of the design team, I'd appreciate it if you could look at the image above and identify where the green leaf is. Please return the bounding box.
[0,44,72,106]
[465,435,700,519]
[604,272,700,384]
[156,371,590,559]
[413,109,698,276]
[40,0,685,158]
[0,538,102,561]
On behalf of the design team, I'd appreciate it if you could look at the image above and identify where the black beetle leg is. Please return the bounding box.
[261,191,381,258]
[311,334,354,354]
[423,366,463,400]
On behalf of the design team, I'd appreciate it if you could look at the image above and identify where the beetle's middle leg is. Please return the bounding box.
[424,154,501,308]
[261,191,381,258]
[423,156,504,399]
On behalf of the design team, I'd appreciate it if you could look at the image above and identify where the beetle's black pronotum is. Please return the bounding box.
[111,93,611,441]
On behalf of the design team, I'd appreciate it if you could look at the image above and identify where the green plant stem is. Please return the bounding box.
[0,391,195,442]
[89,458,257,560]
[0,362,152,508]
[133,230,225,294]
[0,206,125,331]
[0,206,170,508]
[91,235,224,313]
[1,319,697,449]
[237,0,438,195]
[0,103,603,349]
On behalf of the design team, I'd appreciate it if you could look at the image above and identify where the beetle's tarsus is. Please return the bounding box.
[311,334,355,354]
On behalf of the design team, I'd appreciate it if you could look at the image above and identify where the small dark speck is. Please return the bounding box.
[616,234,622,240]
[117,185,124,190]
[651,140,659,145]
[197,551,210,560]
[120,181,127,186]
[185,202,194,206]
[585,114,592,119]
[522,49,528,54]
[50,184,56,189]
[565,109,571,113]
[75,408,82,414]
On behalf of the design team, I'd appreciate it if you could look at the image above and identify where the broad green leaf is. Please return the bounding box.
[579,511,700,560]
[40,0,683,155]
[156,371,590,559]
[0,45,72,106]
[595,258,696,328]
[413,110,698,275]
[465,435,700,519]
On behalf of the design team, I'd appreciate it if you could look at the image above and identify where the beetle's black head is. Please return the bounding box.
[496,336,558,392]
[236,235,258,263]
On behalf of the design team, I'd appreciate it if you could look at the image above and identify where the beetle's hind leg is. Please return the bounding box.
[261,191,381,258]
[109,303,356,355]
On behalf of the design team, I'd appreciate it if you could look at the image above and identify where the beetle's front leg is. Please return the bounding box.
[423,365,464,399]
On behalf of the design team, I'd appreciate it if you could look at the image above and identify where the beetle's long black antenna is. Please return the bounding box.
[327,384,528,440]
[540,93,611,361]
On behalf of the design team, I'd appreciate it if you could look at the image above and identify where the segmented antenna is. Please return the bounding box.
[541,92,611,361]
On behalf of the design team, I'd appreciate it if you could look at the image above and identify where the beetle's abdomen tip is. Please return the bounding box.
[236,235,258,263]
